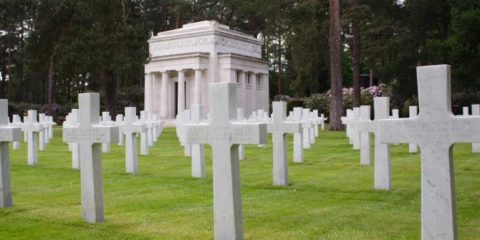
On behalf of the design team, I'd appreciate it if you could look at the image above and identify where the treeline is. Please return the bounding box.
[0,0,479,116]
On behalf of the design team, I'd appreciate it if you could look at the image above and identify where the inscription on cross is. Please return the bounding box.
[0,99,21,208]
[267,102,301,186]
[185,82,267,240]
[63,93,118,223]
[377,65,479,239]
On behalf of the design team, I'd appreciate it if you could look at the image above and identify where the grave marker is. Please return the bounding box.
[116,114,124,146]
[101,112,114,153]
[472,104,480,153]
[377,65,479,239]
[122,107,145,175]
[0,99,21,207]
[23,110,43,165]
[190,104,206,178]
[352,107,361,150]
[267,102,301,186]
[302,108,312,149]
[10,115,22,150]
[139,111,150,155]
[237,108,245,160]
[292,107,304,163]
[63,93,118,223]
[38,113,47,151]
[409,106,418,153]
[185,82,267,239]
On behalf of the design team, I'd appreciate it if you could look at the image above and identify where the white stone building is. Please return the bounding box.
[144,21,269,122]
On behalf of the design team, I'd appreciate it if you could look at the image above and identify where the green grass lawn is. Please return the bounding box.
[0,127,478,239]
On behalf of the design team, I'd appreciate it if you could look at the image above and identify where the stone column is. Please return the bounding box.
[177,70,186,114]
[262,74,269,111]
[144,72,153,112]
[153,73,160,114]
[194,69,202,104]
[161,71,169,119]
[250,72,257,111]
[238,71,246,112]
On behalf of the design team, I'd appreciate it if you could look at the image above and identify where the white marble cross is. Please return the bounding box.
[341,109,354,144]
[471,104,480,153]
[311,110,320,137]
[377,65,480,239]
[139,111,150,155]
[257,109,267,148]
[390,109,400,146]
[183,110,192,157]
[354,99,392,189]
[122,107,145,175]
[302,108,312,149]
[64,109,80,169]
[185,82,267,239]
[147,112,155,147]
[237,108,245,161]
[10,114,22,150]
[149,112,159,144]
[319,113,327,130]
[267,102,301,186]
[372,97,392,190]
[38,113,48,151]
[101,112,114,153]
[47,116,55,139]
[354,105,373,165]
[116,114,124,146]
[409,106,418,153]
[23,110,43,165]
[21,116,27,142]
[190,104,206,178]
[63,93,118,223]
[351,107,361,150]
[0,99,21,207]
[308,110,316,144]
[42,115,55,142]
[292,107,304,163]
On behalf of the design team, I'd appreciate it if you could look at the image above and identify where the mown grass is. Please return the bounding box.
[0,127,478,239]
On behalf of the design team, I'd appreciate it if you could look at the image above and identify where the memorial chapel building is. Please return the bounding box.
[144,21,269,122]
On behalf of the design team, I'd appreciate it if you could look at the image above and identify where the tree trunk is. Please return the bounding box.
[47,52,55,107]
[369,69,374,86]
[329,0,344,130]
[276,1,283,95]
[101,67,118,117]
[351,0,361,107]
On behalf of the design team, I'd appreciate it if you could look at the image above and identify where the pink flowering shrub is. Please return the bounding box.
[304,84,390,114]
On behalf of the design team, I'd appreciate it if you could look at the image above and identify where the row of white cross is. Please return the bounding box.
[0,64,474,239]
[6,111,56,165]
[63,108,163,173]
[175,104,327,187]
